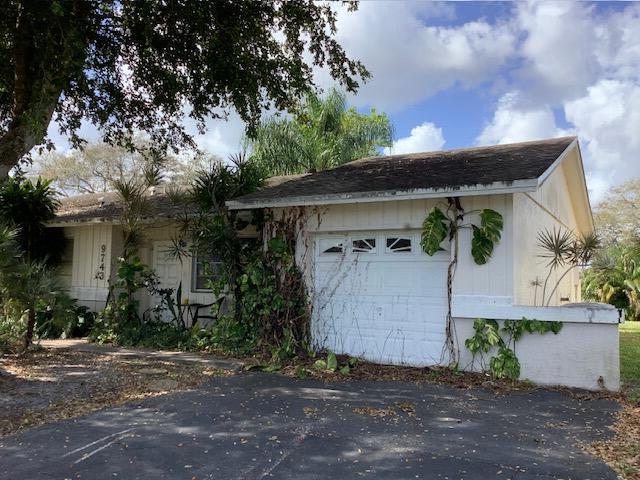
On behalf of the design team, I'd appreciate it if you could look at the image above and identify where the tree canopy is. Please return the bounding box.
[0,1,368,176]
[593,178,640,246]
[32,139,185,195]
[582,177,640,319]
[248,88,393,176]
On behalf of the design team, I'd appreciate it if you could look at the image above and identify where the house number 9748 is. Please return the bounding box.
[95,244,107,280]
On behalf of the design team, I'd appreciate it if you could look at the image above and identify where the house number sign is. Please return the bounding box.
[95,244,107,280]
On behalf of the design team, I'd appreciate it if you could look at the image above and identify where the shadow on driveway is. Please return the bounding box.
[0,372,619,479]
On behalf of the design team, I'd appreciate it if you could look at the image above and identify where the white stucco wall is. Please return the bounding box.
[453,301,620,391]
[456,319,620,391]
[512,160,585,306]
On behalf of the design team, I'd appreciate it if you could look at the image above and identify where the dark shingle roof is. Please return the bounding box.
[229,136,576,208]
[53,187,187,224]
[52,175,299,223]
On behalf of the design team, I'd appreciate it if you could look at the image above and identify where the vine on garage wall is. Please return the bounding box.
[420,198,504,364]
[241,208,312,361]
[465,318,563,380]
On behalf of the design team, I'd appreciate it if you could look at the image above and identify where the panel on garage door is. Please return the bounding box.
[312,231,449,366]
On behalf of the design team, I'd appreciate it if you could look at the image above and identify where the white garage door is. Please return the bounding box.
[312,230,449,366]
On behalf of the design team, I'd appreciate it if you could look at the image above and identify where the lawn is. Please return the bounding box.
[620,321,640,400]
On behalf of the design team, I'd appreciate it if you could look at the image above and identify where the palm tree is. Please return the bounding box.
[583,245,640,320]
[0,176,61,263]
[248,88,393,176]
[0,225,59,349]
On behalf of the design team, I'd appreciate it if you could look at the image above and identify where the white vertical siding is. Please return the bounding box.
[62,223,113,310]
[281,194,514,301]
[513,163,582,306]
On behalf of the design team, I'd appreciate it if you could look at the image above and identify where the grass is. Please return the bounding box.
[620,321,640,400]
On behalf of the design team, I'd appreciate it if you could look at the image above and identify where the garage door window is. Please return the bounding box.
[319,238,345,254]
[352,238,376,253]
[386,237,412,253]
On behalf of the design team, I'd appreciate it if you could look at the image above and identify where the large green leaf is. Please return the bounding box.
[421,207,449,256]
[471,226,493,265]
[470,209,503,265]
[479,209,503,242]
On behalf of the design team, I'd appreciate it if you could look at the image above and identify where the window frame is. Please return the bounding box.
[385,236,413,253]
[319,237,347,255]
[191,251,223,293]
[351,237,377,254]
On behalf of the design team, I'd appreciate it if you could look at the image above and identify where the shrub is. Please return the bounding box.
[35,293,95,339]
[0,301,27,353]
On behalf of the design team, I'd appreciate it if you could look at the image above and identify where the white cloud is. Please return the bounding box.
[187,111,248,161]
[564,79,640,202]
[327,2,516,110]
[387,122,445,155]
[476,91,565,146]
[514,1,601,102]
[477,2,640,202]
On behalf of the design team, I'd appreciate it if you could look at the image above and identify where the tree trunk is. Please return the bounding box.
[0,100,60,177]
[0,2,82,177]
[23,308,36,350]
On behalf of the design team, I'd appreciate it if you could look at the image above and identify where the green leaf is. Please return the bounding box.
[479,209,503,242]
[339,365,350,375]
[326,351,338,371]
[421,207,449,256]
[549,321,563,334]
[313,359,327,370]
[268,237,287,255]
[471,226,493,265]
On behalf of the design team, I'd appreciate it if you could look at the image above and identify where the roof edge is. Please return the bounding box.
[227,178,539,210]
[534,138,594,233]
[535,138,578,188]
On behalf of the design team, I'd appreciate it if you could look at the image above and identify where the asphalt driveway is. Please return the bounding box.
[0,372,619,479]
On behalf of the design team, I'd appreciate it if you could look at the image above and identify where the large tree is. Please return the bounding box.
[593,178,640,246]
[248,88,393,175]
[0,1,367,176]
[32,139,182,195]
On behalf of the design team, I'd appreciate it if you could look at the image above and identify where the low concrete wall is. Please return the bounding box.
[452,299,621,391]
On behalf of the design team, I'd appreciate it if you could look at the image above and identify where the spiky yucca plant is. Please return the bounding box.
[537,227,600,306]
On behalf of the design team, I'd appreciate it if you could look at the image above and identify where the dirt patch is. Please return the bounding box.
[277,355,545,395]
[353,406,396,417]
[586,402,640,480]
[0,348,232,437]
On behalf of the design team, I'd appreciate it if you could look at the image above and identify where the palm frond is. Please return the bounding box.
[537,227,575,269]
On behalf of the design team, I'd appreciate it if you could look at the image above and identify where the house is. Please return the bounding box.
[48,187,231,320]
[227,136,621,391]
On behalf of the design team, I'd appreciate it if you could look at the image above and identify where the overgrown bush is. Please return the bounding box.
[0,301,27,353]
[35,293,95,339]
[237,236,310,358]
[189,315,257,355]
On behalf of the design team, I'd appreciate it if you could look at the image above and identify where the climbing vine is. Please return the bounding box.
[420,198,504,364]
[465,318,563,379]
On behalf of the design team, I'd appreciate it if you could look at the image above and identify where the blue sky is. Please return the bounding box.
[47,1,640,203]
[375,1,634,152]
